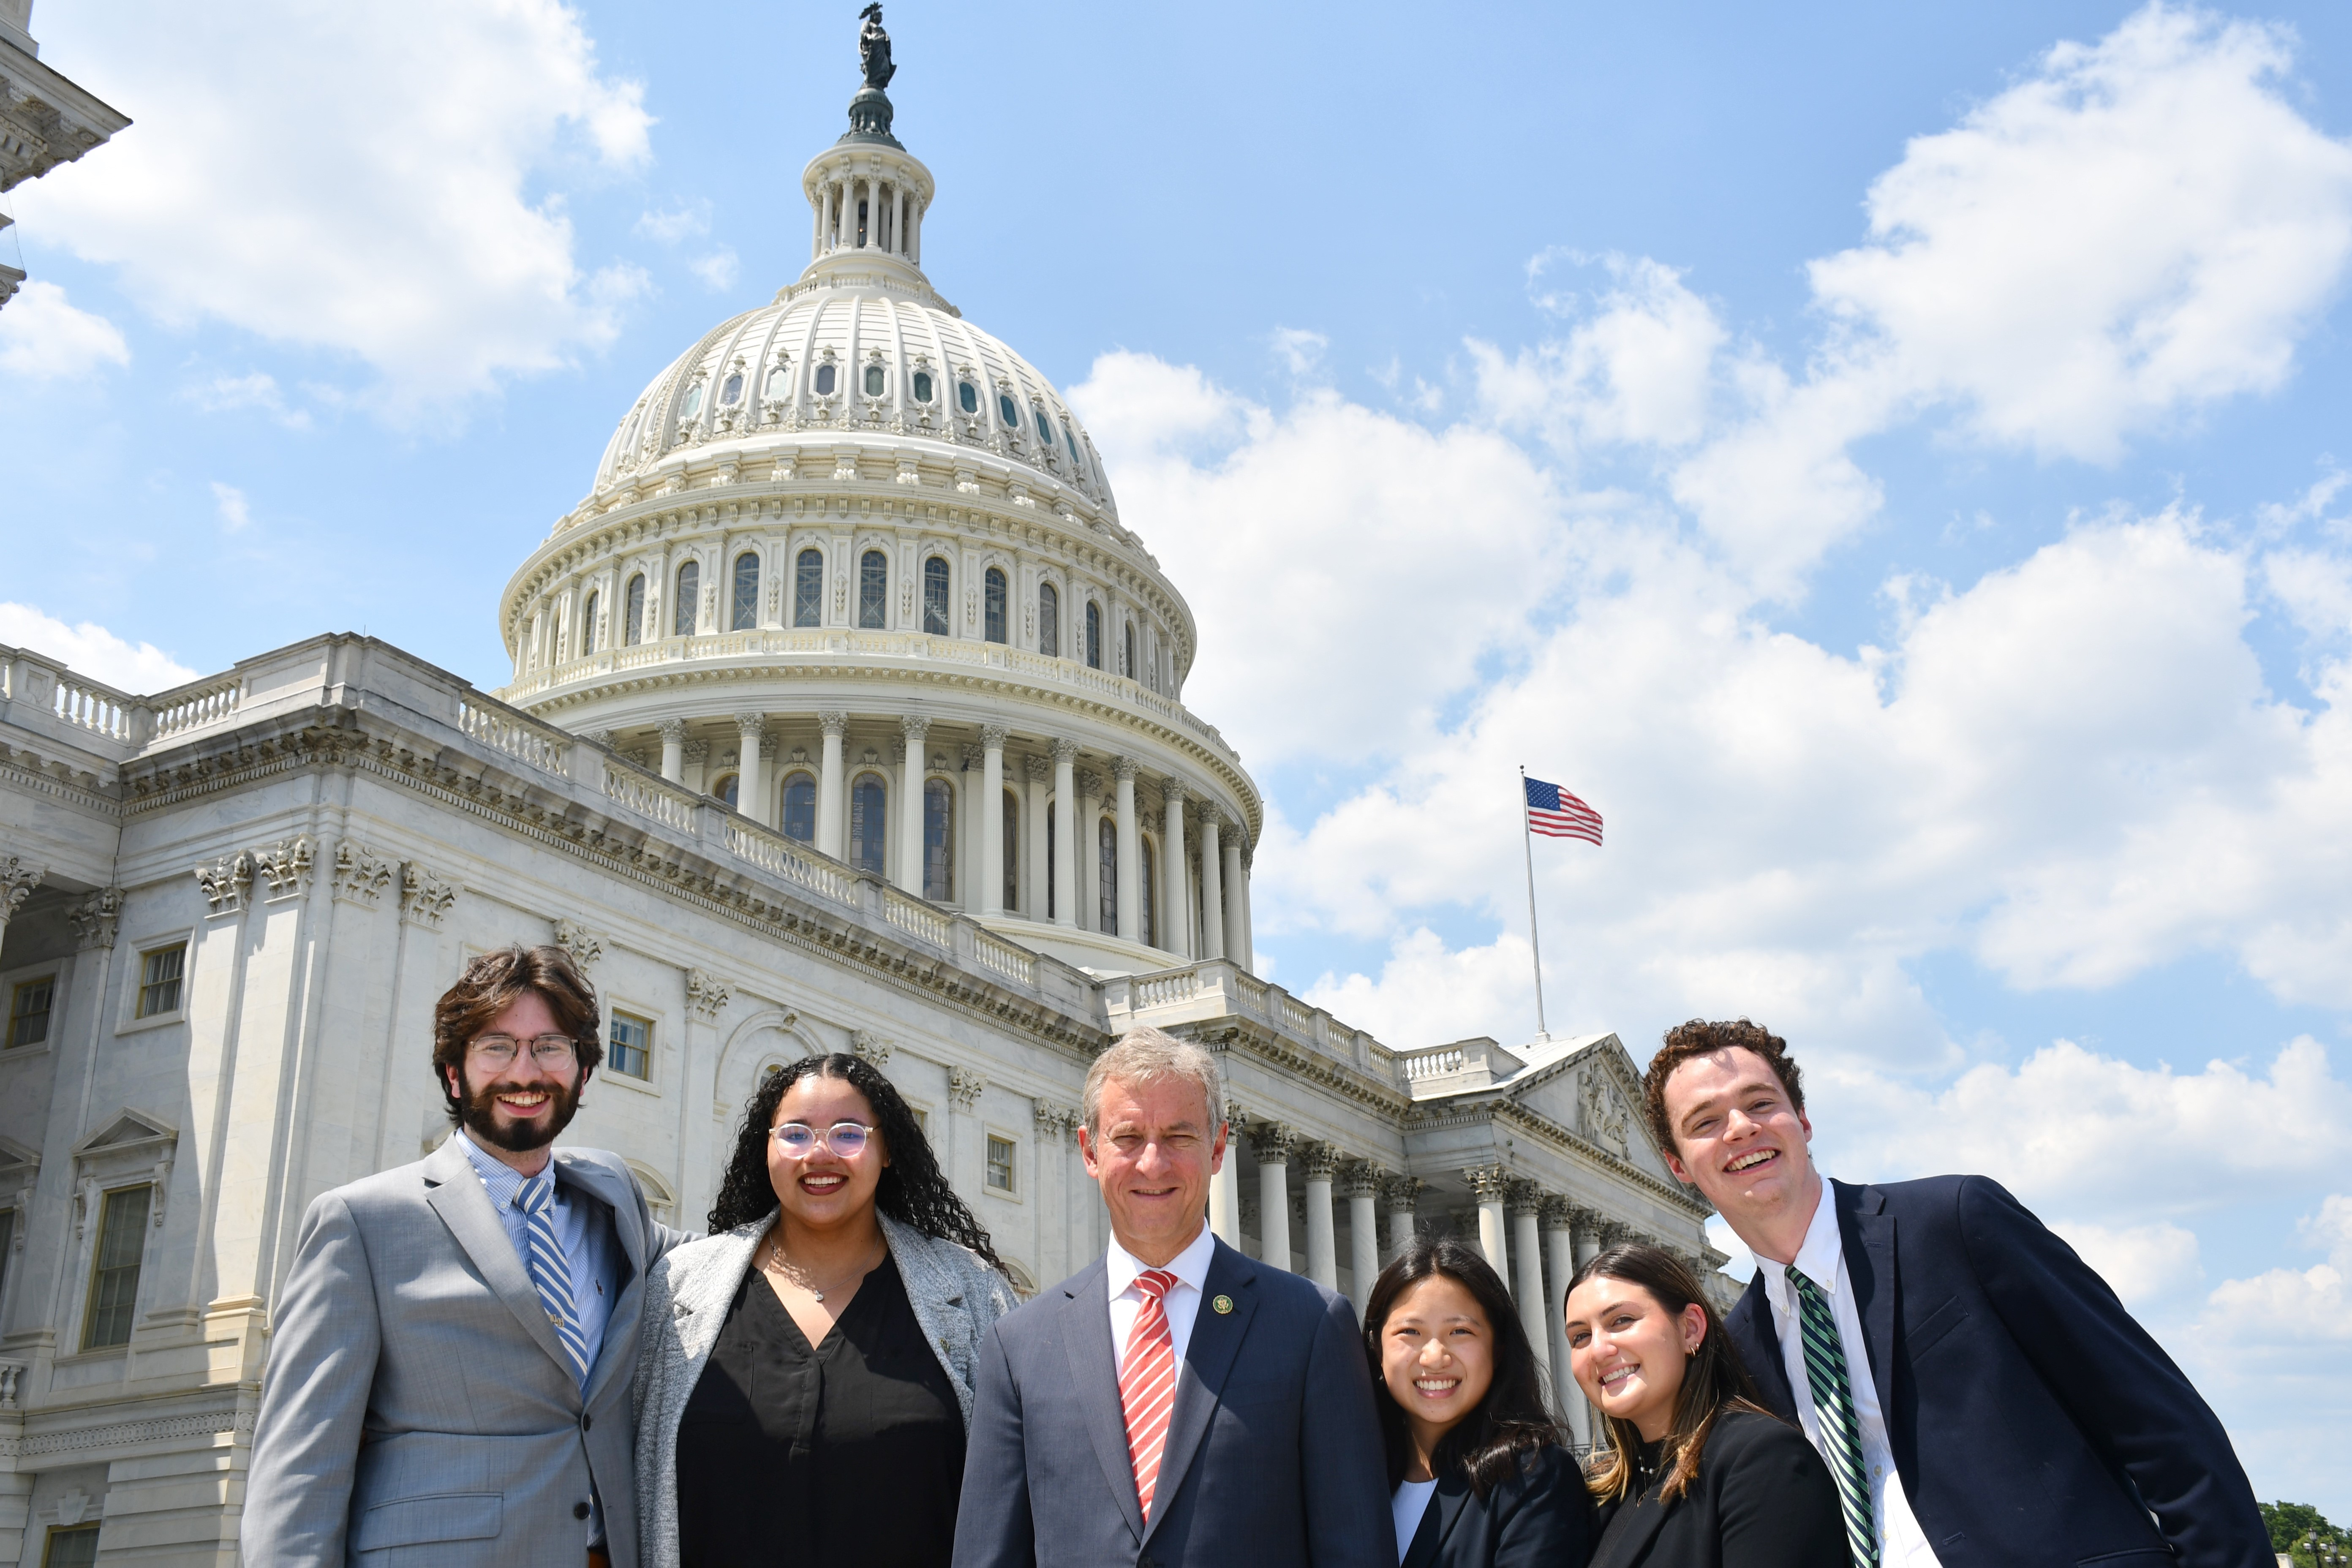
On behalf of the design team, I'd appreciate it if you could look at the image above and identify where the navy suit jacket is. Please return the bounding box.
[951,1233,1389,1568]
[1725,1176,2268,1568]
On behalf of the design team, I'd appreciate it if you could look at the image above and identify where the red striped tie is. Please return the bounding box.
[1119,1268,1182,1521]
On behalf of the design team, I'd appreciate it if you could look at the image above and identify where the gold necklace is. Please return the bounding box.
[758,1234,879,1304]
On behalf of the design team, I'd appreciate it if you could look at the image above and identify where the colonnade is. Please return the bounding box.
[813,165,923,264]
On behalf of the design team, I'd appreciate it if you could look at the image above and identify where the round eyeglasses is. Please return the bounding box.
[771,1120,874,1157]
[469,1033,579,1070]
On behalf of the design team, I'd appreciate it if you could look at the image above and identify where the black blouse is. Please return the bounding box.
[676,1253,966,1568]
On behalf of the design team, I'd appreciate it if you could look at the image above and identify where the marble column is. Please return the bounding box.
[960,744,984,911]
[1023,754,1051,919]
[897,716,930,893]
[1075,768,1102,932]
[1299,1143,1339,1292]
[1467,1165,1511,1279]
[1386,1174,1423,1258]
[1113,757,1140,940]
[892,182,906,257]
[1209,1107,1242,1248]
[1250,1123,1293,1271]
[1197,806,1225,960]
[1509,1184,1553,1380]
[1222,830,1247,963]
[1237,846,1255,971]
[1544,1199,1587,1444]
[1051,740,1078,927]
[659,718,686,783]
[817,712,848,858]
[1160,776,1190,957]
[735,713,768,825]
[980,724,1009,916]
[1344,1164,1382,1319]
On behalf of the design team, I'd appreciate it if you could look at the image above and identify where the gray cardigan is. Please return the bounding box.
[631,1209,1015,1568]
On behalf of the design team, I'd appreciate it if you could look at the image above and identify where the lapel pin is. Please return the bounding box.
[1212,1294,1234,1315]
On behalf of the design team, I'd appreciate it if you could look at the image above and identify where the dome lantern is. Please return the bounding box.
[801,5,933,295]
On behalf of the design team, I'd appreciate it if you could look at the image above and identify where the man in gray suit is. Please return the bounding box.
[953,1027,1388,1568]
[245,945,686,1567]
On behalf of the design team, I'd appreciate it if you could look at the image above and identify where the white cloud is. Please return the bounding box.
[1473,255,1727,455]
[689,248,740,291]
[210,482,251,532]
[0,604,199,693]
[2047,1220,2202,1307]
[18,0,653,419]
[188,371,310,429]
[1269,327,1328,378]
[0,280,130,379]
[634,201,711,244]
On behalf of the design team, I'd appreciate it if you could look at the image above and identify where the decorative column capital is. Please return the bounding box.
[579,729,615,750]
[1033,1100,1075,1141]
[980,723,1011,751]
[947,1067,986,1110]
[849,1029,892,1067]
[195,852,253,915]
[1340,1162,1386,1199]
[399,860,459,928]
[256,837,316,900]
[958,743,984,770]
[658,717,688,741]
[1022,752,1051,782]
[1111,755,1138,783]
[0,856,44,926]
[1050,737,1078,765]
[1462,1164,1512,1202]
[1074,767,1102,798]
[1384,1174,1427,1210]
[1540,1195,1579,1230]
[734,710,766,735]
[901,713,931,742]
[553,919,604,972]
[681,739,711,764]
[889,737,908,765]
[1160,774,1190,806]
[757,731,779,759]
[330,843,396,908]
[1508,1181,1549,1218]
[685,968,732,1021]
[1246,1122,1293,1164]
[819,711,850,738]
[69,888,124,950]
[1296,1142,1342,1181]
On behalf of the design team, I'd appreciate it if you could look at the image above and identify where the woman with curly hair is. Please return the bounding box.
[632,1053,1013,1568]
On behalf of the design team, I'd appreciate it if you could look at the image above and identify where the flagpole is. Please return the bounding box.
[1520,765,1548,1039]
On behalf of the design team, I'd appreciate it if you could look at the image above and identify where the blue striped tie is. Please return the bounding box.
[1786,1265,1878,1568]
[520,1174,591,1379]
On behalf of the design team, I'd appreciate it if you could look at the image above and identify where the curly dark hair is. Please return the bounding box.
[1361,1235,1563,1497]
[1642,1018,1805,1159]
[707,1053,1003,1271]
[430,945,604,1122]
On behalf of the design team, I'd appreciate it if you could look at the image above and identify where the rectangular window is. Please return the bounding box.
[0,1209,16,1312]
[795,550,824,628]
[910,1106,929,1136]
[7,976,54,1048]
[985,1135,1016,1193]
[136,945,185,1019]
[83,1185,152,1350]
[41,1525,100,1568]
[608,1013,653,1080]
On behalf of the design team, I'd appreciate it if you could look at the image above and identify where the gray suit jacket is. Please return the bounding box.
[632,1210,1015,1568]
[243,1136,686,1568]
[952,1234,1389,1568]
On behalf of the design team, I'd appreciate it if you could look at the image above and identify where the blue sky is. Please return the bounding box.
[5,0,2352,1514]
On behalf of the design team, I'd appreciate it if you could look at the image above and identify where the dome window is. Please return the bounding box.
[858,550,889,629]
[679,383,704,419]
[623,574,647,647]
[674,561,700,637]
[984,567,1008,645]
[581,591,601,656]
[1037,414,1056,448]
[732,553,760,631]
[1085,601,1102,670]
[1038,582,1059,658]
[815,363,838,396]
[863,364,886,397]
[923,557,950,635]
[912,371,934,403]
[794,549,824,627]
[850,773,887,875]
[998,392,1020,429]
[783,775,817,844]
[765,364,791,400]
[958,380,979,414]
[720,372,743,406]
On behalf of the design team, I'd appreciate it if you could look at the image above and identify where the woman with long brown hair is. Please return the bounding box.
[1564,1244,1843,1568]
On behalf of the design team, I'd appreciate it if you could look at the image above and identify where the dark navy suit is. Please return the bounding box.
[1725,1176,2268,1568]
[951,1233,1388,1568]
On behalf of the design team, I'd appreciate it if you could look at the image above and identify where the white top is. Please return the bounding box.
[1106,1222,1218,1373]
[1391,1478,1438,1561]
[1759,1181,1944,1568]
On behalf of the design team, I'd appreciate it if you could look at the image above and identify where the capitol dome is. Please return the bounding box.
[493,49,1259,980]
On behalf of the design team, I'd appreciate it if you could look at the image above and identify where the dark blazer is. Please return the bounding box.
[1588,1410,1846,1568]
[1399,1443,1596,1568]
[1725,1176,2270,1568]
[950,1232,1389,1568]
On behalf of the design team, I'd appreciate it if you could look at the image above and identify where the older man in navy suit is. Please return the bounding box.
[1646,1018,2269,1568]
[953,1027,1388,1568]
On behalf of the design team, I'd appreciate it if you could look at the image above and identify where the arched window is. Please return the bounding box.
[1037,413,1056,448]
[1086,601,1102,669]
[720,370,743,406]
[912,370,934,404]
[958,380,979,414]
[923,557,951,635]
[859,550,888,629]
[623,574,646,647]
[1098,817,1118,934]
[1140,838,1157,948]
[863,364,886,397]
[1123,622,1136,679]
[814,363,838,396]
[999,392,1021,430]
[794,548,823,627]
[731,552,760,630]
[1038,582,1059,657]
[850,774,887,876]
[782,773,817,844]
[674,561,700,637]
[1002,790,1020,913]
[713,772,739,809]
[582,591,601,655]
[923,778,954,901]
[984,567,1008,644]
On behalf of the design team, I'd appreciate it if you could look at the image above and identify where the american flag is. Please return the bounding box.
[1524,776,1603,846]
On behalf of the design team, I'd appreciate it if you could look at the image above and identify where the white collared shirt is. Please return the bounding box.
[1106,1222,1217,1372]
[1759,1180,1942,1568]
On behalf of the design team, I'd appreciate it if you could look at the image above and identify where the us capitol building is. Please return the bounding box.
[0,17,1723,1563]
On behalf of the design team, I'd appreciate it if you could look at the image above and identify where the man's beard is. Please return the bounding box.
[458,1070,584,1152]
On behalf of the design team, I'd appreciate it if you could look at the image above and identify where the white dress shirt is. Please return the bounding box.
[1106,1222,1218,1372]
[1391,1478,1438,1562]
[1759,1179,1943,1568]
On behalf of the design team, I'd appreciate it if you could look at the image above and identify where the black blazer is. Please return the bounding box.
[1725,1176,2270,1568]
[1398,1444,1595,1568]
[1587,1410,1844,1568]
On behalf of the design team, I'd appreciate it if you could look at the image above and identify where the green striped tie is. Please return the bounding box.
[1786,1266,1878,1568]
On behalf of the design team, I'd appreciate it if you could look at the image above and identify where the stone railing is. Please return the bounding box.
[882,886,951,947]
[1101,958,1401,1092]
[603,762,701,835]
[725,820,859,905]
[972,928,1038,988]
[460,697,571,777]
[0,1358,21,1410]
[1398,1046,1466,1082]
[150,674,242,740]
